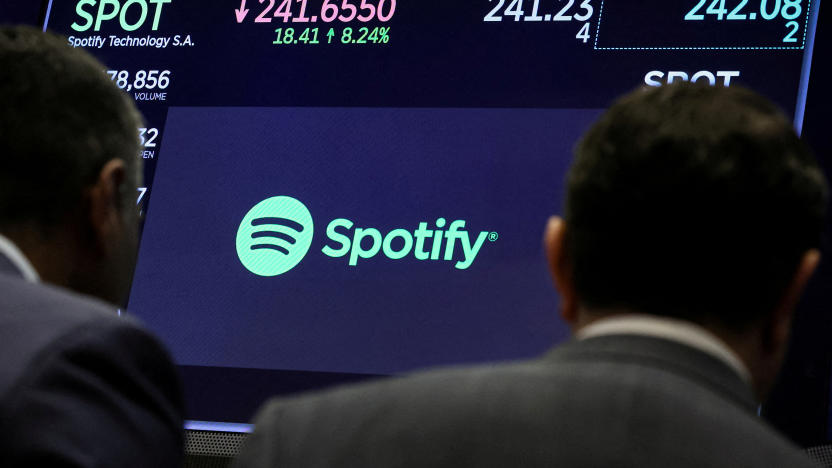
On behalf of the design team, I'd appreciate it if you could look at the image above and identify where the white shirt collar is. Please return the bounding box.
[576,314,752,384]
[0,233,40,283]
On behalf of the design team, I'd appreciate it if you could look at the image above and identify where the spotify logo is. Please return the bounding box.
[236,196,314,277]
[237,195,498,276]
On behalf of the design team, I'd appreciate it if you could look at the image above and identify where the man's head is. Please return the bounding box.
[544,83,827,397]
[0,26,143,306]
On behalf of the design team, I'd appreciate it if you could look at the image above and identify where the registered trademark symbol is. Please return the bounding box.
[488,232,499,242]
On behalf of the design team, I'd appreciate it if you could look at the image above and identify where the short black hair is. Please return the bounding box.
[565,83,828,331]
[0,26,141,230]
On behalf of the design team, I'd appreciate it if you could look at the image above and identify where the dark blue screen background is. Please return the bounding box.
[130,107,600,375]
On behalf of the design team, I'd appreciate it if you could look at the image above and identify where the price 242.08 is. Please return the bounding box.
[685,0,805,43]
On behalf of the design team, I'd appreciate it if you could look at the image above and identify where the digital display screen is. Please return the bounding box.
[42,0,821,426]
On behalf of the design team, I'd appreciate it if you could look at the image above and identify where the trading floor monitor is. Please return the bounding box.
[40,0,824,435]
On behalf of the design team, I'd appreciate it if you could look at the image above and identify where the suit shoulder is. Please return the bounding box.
[0,275,184,467]
[0,272,126,324]
[0,273,161,399]
[245,360,817,468]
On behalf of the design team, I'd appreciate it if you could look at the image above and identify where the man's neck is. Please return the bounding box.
[0,227,76,288]
[575,312,753,386]
[0,233,40,282]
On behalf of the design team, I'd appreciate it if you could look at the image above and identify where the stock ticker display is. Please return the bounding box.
[43,0,821,418]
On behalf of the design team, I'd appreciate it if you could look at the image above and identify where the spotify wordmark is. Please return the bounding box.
[236,196,497,276]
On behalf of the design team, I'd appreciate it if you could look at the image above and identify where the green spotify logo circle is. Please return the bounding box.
[236,196,314,276]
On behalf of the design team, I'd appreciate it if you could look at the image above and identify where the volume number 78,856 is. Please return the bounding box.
[484,0,595,43]
[106,70,171,92]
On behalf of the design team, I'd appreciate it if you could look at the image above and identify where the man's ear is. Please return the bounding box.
[86,159,129,254]
[544,216,579,324]
[765,249,821,352]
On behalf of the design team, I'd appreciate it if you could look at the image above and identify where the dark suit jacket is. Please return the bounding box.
[0,253,184,467]
[235,334,817,467]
